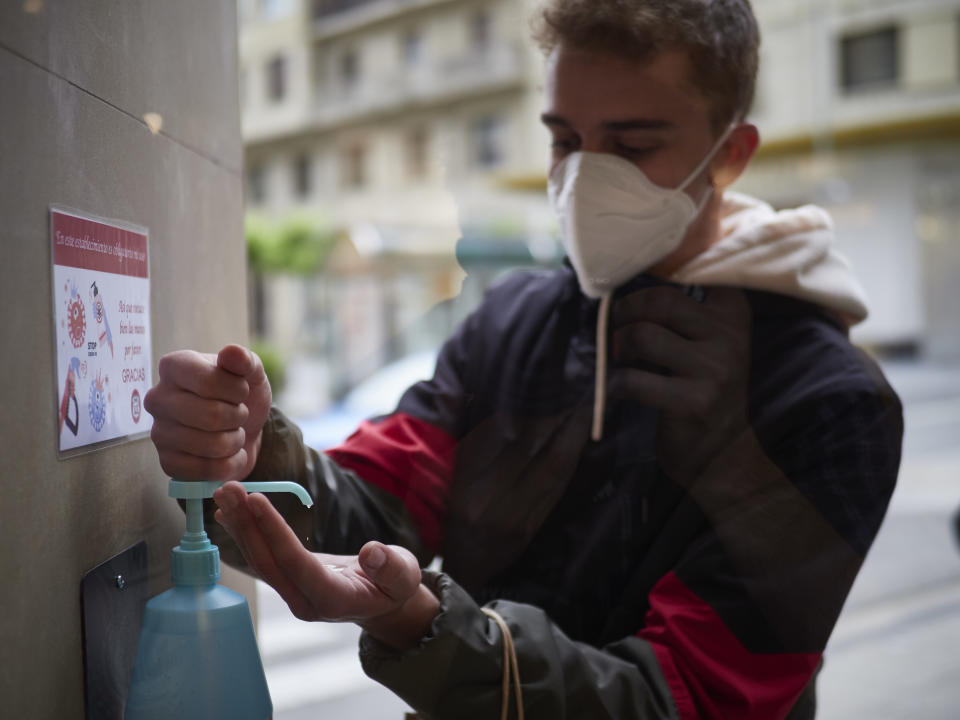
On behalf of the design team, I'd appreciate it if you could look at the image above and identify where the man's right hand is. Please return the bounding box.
[143,344,272,482]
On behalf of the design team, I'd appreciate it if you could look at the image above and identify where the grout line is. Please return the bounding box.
[0,39,242,176]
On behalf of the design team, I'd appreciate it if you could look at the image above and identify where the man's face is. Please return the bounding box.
[542,44,720,199]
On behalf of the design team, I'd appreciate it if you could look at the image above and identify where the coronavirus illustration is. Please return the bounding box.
[88,371,109,432]
[65,281,86,349]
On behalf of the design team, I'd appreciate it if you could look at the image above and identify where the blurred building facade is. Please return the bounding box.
[742,0,960,359]
[239,0,960,414]
[238,0,554,414]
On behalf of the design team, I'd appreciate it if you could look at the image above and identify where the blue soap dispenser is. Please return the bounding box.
[125,479,313,720]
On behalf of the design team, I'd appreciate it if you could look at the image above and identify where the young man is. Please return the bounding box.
[145,1,902,717]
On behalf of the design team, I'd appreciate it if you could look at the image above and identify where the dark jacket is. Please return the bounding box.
[231,266,902,720]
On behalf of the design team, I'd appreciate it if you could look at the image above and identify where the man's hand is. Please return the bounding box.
[143,344,271,482]
[611,285,752,485]
[213,481,439,651]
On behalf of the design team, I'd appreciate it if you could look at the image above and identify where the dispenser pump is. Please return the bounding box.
[169,479,312,586]
[125,479,313,720]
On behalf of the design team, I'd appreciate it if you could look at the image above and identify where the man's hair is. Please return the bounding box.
[532,0,760,134]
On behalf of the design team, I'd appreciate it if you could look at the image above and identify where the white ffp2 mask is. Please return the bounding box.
[548,127,735,299]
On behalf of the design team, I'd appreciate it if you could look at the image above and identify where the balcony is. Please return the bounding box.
[242,40,527,145]
[312,43,525,128]
[313,0,380,18]
[311,0,459,39]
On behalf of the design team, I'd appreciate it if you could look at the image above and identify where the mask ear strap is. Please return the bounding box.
[677,123,737,194]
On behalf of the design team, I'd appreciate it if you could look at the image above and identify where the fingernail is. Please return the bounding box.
[364,546,386,570]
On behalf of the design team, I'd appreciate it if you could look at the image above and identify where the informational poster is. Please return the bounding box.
[51,207,153,454]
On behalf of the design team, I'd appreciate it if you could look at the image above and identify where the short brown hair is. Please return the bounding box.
[532,0,760,134]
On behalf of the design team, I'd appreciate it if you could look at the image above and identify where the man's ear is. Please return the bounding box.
[712,123,759,190]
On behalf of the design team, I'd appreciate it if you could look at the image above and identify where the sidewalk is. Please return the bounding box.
[818,359,960,719]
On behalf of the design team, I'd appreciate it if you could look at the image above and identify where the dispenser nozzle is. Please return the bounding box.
[168,479,314,507]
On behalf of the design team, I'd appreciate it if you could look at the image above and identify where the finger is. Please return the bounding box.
[144,387,248,431]
[246,492,335,600]
[218,344,268,387]
[212,506,257,576]
[157,350,250,404]
[358,542,421,603]
[613,321,701,376]
[610,369,706,419]
[613,286,710,340]
[212,483,260,569]
[155,447,249,482]
[214,484,316,620]
[150,421,245,459]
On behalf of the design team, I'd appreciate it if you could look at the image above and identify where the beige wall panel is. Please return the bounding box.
[0,6,247,714]
[903,17,959,89]
[0,0,241,171]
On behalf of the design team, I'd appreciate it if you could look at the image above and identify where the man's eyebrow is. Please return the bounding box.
[603,119,674,132]
[539,114,675,132]
[540,113,569,127]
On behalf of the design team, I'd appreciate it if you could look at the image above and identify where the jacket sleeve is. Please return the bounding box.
[358,383,902,720]
[360,571,682,720]
[204,406,431,568]
[206,314,471,570]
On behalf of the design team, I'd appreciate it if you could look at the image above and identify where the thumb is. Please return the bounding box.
[359,542,421,602]
[217,344,266,384]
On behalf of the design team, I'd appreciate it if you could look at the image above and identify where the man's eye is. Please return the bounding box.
[551,138,577,151]
[616,144,659,157]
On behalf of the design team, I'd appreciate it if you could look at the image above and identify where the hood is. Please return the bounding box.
[669,191,869,327]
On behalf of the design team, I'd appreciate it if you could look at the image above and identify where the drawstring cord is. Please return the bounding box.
[482,608,524,720]
[592,292,613,442]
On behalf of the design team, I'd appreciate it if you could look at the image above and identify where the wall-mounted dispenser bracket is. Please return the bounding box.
[80,540,148,720]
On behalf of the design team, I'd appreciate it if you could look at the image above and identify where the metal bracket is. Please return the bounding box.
[80,541,148,720]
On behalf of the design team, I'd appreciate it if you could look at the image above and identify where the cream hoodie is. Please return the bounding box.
[591,191,870,441]
[670,191,870,327]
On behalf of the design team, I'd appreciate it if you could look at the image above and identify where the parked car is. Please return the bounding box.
[294,350,439,450]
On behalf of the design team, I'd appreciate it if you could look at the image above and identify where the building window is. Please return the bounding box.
[248,164,266,204]
[472,115,504,168]
[313,0,365,20]
[406,127,429,179]
[341,49,360,93]
[266,55,287,102]
[470,10,492,55]
[402,29,422,67]
[840,26,899,92]
[293,154,312,198]
[341,144,367,189]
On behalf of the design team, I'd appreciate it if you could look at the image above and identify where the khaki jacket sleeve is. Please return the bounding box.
[360,571,682,720]
[203,406,430,570]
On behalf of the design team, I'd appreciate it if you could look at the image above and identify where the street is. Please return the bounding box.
[259,359,960,720]
[817,361,960,720]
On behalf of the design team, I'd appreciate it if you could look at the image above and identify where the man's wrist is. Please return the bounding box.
[360,582,441,653]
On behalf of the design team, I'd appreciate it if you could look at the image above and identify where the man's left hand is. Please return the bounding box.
[212,481,439,650]
[611,285,753,485]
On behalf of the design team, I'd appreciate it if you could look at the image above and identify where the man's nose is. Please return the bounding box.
[579,136,607,154]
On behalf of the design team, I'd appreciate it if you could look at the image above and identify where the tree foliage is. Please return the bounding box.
[246,213,339,275]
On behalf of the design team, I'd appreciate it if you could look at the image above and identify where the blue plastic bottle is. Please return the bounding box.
[125,479,313,720]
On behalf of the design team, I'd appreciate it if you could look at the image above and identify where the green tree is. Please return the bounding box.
[246,213,339,275]
[246,213,340,367]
